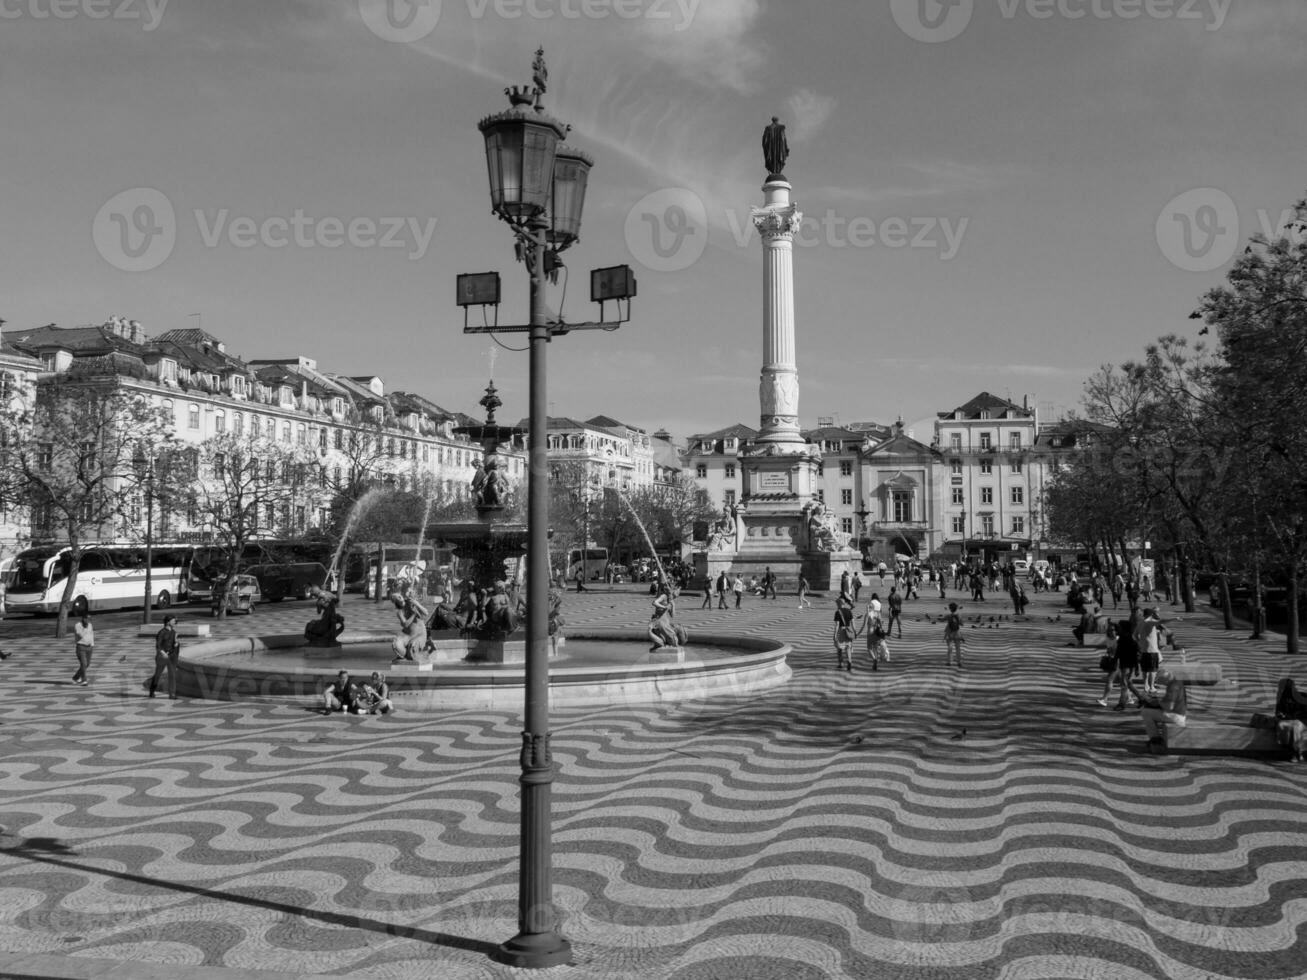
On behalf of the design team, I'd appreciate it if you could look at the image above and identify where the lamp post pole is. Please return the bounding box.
[464,53,634,967]
[142,461,154,624]
[499,216,566,966]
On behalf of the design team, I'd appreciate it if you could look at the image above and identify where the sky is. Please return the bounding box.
[2,0,1305,442]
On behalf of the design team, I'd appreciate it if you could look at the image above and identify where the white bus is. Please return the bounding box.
[6,544,196,615]
[567,547,609,583]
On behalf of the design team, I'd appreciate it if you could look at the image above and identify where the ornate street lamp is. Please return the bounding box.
[463,49,634,970]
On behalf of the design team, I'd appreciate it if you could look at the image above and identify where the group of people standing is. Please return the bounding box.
[701,567,781,609]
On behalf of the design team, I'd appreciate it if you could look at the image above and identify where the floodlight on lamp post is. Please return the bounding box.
[462,48,634,971]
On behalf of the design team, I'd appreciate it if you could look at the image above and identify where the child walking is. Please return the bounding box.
[866,616,890,671]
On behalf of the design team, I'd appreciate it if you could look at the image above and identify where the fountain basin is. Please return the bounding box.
[174,630,791,709]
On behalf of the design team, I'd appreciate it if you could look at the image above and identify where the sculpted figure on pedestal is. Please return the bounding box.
[762,116,789,177]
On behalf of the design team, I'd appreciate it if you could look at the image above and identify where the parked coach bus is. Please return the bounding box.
[5,544,196,615]
[567,547,609,583]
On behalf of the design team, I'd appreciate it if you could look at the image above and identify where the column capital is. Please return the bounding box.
[752,204,803,240]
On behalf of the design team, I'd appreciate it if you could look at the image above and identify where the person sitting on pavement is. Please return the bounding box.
[322,670,361,715]
[358,672,394,715]
[1125,667,1187,753]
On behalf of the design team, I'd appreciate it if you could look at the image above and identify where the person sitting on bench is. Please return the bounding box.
[1072,606,1096,646]
[1126,667,1187,753]
[1275,678,1307,763]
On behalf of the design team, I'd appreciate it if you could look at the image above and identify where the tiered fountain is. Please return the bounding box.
[168,384,793,710]
[421,381,532,664]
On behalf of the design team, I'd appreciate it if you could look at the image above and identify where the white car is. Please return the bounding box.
[1013,559,1030,574]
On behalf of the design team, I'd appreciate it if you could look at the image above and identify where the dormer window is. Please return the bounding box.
[332,398,344,415]
[230,375,246,396]
[280,386,294,407]
[159,358,177,383]
[979,410,990,420]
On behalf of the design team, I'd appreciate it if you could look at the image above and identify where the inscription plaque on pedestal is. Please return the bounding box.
[757,471,790,493]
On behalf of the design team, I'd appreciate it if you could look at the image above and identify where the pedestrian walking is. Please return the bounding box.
[862,604,891,670]
[852,572,862,602]
[886,586,904,638]
[1095,622,1123,706]
[733,573,745,608]
[716,571,729,610]
[797,573,811,609]
[833,595,855,672]
[762,566,778,600]
[71,610,94,686]
[943,601,964,668]
[1111,610,1143,710]
[149,614,181,699]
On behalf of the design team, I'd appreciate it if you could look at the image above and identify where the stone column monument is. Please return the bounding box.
[698,118,858,592]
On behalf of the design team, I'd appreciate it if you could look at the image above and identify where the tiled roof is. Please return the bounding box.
[688,423,759,442]
[938,391,1031,420]
[153,328,223,348]
[9,323,144,356]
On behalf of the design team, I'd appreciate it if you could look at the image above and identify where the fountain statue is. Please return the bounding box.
[304,588,345,646]
[648,584,688,652]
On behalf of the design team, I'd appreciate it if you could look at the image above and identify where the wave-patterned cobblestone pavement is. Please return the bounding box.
[0,588,1305,979]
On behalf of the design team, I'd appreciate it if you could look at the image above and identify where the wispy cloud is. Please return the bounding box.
[785,88,836,144]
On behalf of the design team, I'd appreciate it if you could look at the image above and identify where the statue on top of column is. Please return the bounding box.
[762,116,789,178]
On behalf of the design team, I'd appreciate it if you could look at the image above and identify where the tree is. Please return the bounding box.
[1197,195,1307,651]
[621,476,715,562]
[547,461,602,578]
[0,379,175,636]
[190,433,320,617]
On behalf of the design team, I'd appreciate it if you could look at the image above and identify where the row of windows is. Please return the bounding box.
[952,459,1023,475]
[162,399,496,468]
[697,459,860,481]
[951,515,1026,535]
[946,432,1026,451]
[952,486,1025,505]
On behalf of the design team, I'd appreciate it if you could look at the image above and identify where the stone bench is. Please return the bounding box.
[1166,662,1223,687]
[1164,719,1282,757]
